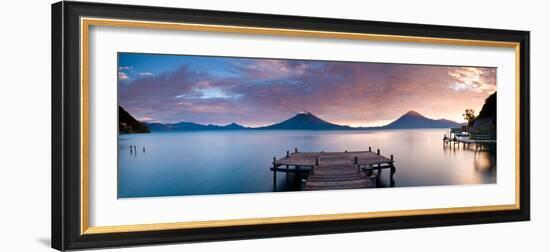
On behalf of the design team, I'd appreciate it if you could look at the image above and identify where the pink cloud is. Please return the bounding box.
[118,58,496,126]
[118,72,129,80]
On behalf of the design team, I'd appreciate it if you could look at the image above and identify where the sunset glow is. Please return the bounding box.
[118,53,496,126]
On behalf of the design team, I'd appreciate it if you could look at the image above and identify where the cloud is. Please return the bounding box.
[137,116,153,122]
[138,72,154,77]
[231,59,310,80]
[447,67,496,94]
[118,57,497,126]
[118,72,129,80]
[118,66,133,80]
[119,66,132,71]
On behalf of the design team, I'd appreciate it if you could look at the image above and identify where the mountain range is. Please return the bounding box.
[133,110,461,132]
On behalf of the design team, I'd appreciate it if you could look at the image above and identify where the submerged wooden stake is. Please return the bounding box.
[272,157,277,192]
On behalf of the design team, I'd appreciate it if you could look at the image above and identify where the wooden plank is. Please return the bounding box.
[305,180,373,190]
[272,150,392,191]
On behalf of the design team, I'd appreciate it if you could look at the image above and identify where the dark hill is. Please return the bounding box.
[476,92,496,126]
[119,106,150,134]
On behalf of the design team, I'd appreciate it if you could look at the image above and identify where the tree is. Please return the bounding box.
[463,109,475,127]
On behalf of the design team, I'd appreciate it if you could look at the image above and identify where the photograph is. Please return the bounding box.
[46,1,533,250]
[117,53,497,198]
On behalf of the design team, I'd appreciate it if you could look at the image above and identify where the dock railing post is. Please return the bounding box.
[286,150,289,157]
[294,147,298,153]
[354,156,359,173]
[369,146,372,152]
[312,157,319,175]
[377,149,380,155]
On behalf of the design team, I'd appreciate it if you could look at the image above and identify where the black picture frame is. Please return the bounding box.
[52,1,530,251]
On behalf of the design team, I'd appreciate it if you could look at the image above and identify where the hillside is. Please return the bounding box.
[259,112,351,130]
[119,106,151,134]
[475,92,496,127]
[383,110,462,129]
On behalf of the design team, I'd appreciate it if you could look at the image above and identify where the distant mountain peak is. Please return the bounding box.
[224,122,245,129]
[403,110,423,117]
[260,112,349,130]
[385,110,460,129]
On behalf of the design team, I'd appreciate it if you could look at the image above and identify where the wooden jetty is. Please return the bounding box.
[270,148,396,191]
[443,128,496,151]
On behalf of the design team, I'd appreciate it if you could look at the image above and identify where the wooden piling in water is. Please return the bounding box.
[272,157,277,192]
[390,154,396,183]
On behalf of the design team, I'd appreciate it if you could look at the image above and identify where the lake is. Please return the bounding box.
[118,129,496,198]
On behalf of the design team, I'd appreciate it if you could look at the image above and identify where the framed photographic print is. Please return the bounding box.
[52,1,530,250]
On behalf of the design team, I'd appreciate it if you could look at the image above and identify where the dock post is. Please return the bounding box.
[312,157,319,174]
[285,165,289,186]
[272,157,277,192]
[390,154,396,186]
[369,146,372,152]
[286,150,290,157]
[354,156,359,173]
[377,149,380,155]
[294,147,298,153]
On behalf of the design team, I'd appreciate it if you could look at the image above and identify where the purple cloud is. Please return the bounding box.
[118,56,496,127]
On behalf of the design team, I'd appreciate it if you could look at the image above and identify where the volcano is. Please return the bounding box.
[383,110,461,129]
[260,111,351,130]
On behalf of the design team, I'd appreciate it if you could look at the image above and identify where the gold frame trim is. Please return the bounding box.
[80,17,521,235]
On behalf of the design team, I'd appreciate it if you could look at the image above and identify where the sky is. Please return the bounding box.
[118,53,496,127]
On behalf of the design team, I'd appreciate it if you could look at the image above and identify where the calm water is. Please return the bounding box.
[118,129,496,198]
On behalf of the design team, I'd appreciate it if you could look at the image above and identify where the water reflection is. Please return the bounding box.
[118,129,497,198]
[442,141,496,184]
